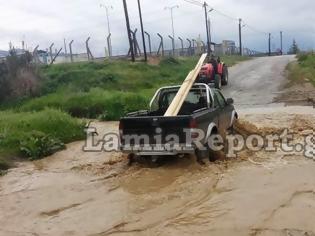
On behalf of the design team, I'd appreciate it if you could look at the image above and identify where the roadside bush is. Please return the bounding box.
[298,53,309,63]
[0,50,41,102]
[20,131,65,160]
[286,53,315,86]
[0,109,85,160]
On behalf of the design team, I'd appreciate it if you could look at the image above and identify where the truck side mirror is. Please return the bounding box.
[226,98,234,105]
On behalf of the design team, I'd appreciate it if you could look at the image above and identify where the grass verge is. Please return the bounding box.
[18,89,148,120]
[10,56,250,120]
[286,53,315,86]
[0,109,85,170]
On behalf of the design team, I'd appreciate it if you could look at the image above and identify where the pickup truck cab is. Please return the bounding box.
[119,83,237,162]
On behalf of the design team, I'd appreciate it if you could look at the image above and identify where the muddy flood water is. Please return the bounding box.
[0,106,314,236]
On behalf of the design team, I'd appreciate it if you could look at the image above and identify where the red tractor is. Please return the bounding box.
[197,60,229,89]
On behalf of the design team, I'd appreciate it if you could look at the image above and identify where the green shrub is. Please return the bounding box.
[0,51,41,103]
[0,109,85,159]
[20,131,65,160]
[286,53,315,86]
[298,53,309,63]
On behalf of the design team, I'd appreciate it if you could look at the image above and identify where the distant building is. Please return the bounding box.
[222,40,236,55]
[214,43,223,55]
[0,48,28,61]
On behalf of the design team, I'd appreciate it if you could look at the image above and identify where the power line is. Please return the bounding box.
[244,23,268,35]
[212,9,238,22]
[183,0,268,38]
[183,0,203,7]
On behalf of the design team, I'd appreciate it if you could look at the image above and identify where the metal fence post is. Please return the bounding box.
[168,35,175,56]
[69,40,74,63]
[192,39,197,55]
[145,31,152,55]
[178,37,184,56]
[49,43,54,62]
[157,33,164,57]
[86,37,94,60]
[32,45,40,64]
[186,38,192,56]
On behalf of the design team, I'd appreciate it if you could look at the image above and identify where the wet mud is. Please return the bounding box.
[0,107,314,236]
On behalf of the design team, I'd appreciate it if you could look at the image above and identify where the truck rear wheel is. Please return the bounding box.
[196,131,221,164]
[207,131,222,162]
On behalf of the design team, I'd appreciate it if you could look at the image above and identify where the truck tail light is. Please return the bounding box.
[189,118,197,129]
[189,119,199,139]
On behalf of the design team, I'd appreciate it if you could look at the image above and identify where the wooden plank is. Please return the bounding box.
[164,53,207,117]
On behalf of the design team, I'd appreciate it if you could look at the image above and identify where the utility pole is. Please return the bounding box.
[208,8,214,53]
[137,0,147,61]
[239,18,242,56]
[204,2,211,56]
[122,0,135,62]
[280,31,283,55]
[165,5,179,55]
[208,19,211,45]
[100,4,113,57]
[268,33,271,56]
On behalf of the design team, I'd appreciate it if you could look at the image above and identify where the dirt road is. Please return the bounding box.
[222,55,296,107]
[0,56,314,236]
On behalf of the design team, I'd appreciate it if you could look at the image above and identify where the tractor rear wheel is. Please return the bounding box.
[222,66,229,86]
[214,74,222,89]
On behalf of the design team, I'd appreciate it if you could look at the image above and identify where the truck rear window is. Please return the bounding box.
[158,89,208,112]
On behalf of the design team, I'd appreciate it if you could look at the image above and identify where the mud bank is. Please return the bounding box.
[274,82,315,107]
[0,107,314,236]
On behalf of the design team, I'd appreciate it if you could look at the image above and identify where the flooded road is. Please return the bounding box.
[0,107,314,236]
[1,56,315,236]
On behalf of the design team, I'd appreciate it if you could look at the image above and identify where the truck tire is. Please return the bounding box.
[195,149,206,165]
[214,74,222,89]
[209,149,219,162]
[227,114,238,135]
[196,131,221,164]
[208,132,221,162]
[222,66,229,86]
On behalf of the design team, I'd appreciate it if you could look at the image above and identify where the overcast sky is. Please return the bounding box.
[1,0,315,56]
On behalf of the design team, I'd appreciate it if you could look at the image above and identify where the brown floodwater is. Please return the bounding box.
[0,107,314,236]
